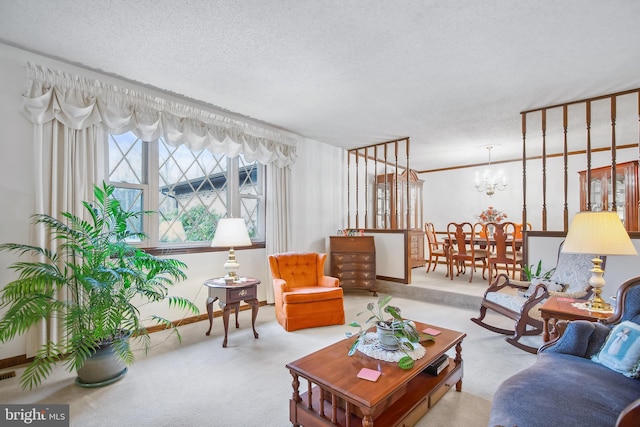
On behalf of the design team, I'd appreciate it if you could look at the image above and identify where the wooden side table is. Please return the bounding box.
[204,277,261,347]
[539,296,613,342]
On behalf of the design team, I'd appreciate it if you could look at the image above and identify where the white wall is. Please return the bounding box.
[0,45,37,361]
[423,159,523,231]
[290,139,345,257]
[0,43,345,360]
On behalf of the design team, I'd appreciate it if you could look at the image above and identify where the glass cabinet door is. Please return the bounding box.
[376,183,390,228]
[579,161,638,231]
[589,176,603,211]
[374,170,423,230]
[612,171,626,224]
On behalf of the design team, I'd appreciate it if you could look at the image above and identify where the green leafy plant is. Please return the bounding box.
[0,182,199,389]
[346,295,434,369]
[523,260,556,281]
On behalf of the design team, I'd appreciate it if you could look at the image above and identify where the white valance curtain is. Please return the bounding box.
[22,62,298,168]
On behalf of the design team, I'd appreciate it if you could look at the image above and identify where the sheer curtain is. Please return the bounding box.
[27,122,106,356]
[265,164,292,303]
[21,62,297,353]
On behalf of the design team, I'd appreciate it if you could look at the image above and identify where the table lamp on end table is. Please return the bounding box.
[211,218,252,282]
[562,211,637,311]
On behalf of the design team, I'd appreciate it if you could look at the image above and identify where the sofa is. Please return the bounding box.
[489,276,640,427]
[268,252,345,332]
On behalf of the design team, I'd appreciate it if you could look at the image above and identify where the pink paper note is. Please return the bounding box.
[357,368,381,382]
[422,327,441,336]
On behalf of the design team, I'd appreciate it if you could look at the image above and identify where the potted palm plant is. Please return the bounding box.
[0,182,199,389]
[346,295,433,369]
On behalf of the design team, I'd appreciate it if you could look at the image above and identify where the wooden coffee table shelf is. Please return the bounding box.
[286,321,465,427]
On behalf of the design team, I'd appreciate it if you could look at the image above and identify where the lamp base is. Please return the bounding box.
[223,247,242,282]
[586,256,611,311]
[586,293,612,311]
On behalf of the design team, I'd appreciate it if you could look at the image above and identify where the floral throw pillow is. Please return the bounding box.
[523,278,565,298]
[592,321,640,378]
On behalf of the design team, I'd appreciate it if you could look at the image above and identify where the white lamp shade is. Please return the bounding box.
[211,218,252,247]
[562,211,637,256]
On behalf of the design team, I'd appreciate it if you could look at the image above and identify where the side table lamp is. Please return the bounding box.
[211,218,252,283]
[562,211,637,310]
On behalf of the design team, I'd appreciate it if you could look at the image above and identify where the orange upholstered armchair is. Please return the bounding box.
[268,252,345,332]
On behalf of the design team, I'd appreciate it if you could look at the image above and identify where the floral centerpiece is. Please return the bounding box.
[475,206,507,223]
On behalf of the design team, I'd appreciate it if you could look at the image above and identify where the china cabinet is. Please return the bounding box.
[375,169,425,268]
[578,161,638,231]
[375,169,423,229]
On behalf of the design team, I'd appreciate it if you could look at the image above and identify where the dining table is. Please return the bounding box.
[441,234,522,280]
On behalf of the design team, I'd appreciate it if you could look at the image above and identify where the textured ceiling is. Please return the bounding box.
[1,0,639,170]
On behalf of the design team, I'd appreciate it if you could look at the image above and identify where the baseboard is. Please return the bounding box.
[0,301,269,370]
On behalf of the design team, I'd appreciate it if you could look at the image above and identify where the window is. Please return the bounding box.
[108,132,264,247]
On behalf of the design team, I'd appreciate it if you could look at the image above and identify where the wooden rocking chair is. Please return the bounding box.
[470,242,601,353]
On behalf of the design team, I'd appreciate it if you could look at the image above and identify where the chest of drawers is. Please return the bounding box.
[330,236,377,296]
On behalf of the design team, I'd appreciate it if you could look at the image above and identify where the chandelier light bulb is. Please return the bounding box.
[475,146,507,196]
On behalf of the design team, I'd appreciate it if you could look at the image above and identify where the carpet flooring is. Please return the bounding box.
[0,268,539,426]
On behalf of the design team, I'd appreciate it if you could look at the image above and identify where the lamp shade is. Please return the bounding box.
[562,211,637,256]
[211,218,252,248]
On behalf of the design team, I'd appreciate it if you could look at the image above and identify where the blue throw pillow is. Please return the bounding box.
[592,320,640,378]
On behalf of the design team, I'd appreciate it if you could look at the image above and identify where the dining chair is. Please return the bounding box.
[514,222,532,240]
[424,222,446,273]
[484,221,522,280]
[473,222,486,238]
[446,222,487,283]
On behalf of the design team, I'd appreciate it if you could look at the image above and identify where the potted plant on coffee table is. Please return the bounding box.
[0,182,199,389]
[346,295,434,369]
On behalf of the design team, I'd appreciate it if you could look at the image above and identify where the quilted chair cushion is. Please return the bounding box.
[282,286,343,303]
[486,287,528,313]
[525,278,565,297]
[548,252,595,296]
[271,253,320,289]
[485,288,543,321]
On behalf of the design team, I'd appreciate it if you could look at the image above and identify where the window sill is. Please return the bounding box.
[144,242,265,256]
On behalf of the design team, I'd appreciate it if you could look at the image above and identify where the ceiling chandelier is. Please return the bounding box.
[475,146,507,196]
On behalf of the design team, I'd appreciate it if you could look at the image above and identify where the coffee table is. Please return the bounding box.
[286,321,466,427]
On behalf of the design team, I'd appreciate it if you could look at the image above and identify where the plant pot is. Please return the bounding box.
[376,322,400,351]
[76,336,129,388]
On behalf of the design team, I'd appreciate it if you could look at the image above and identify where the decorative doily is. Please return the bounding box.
[356,332,426,362]
[571,302,614,314]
